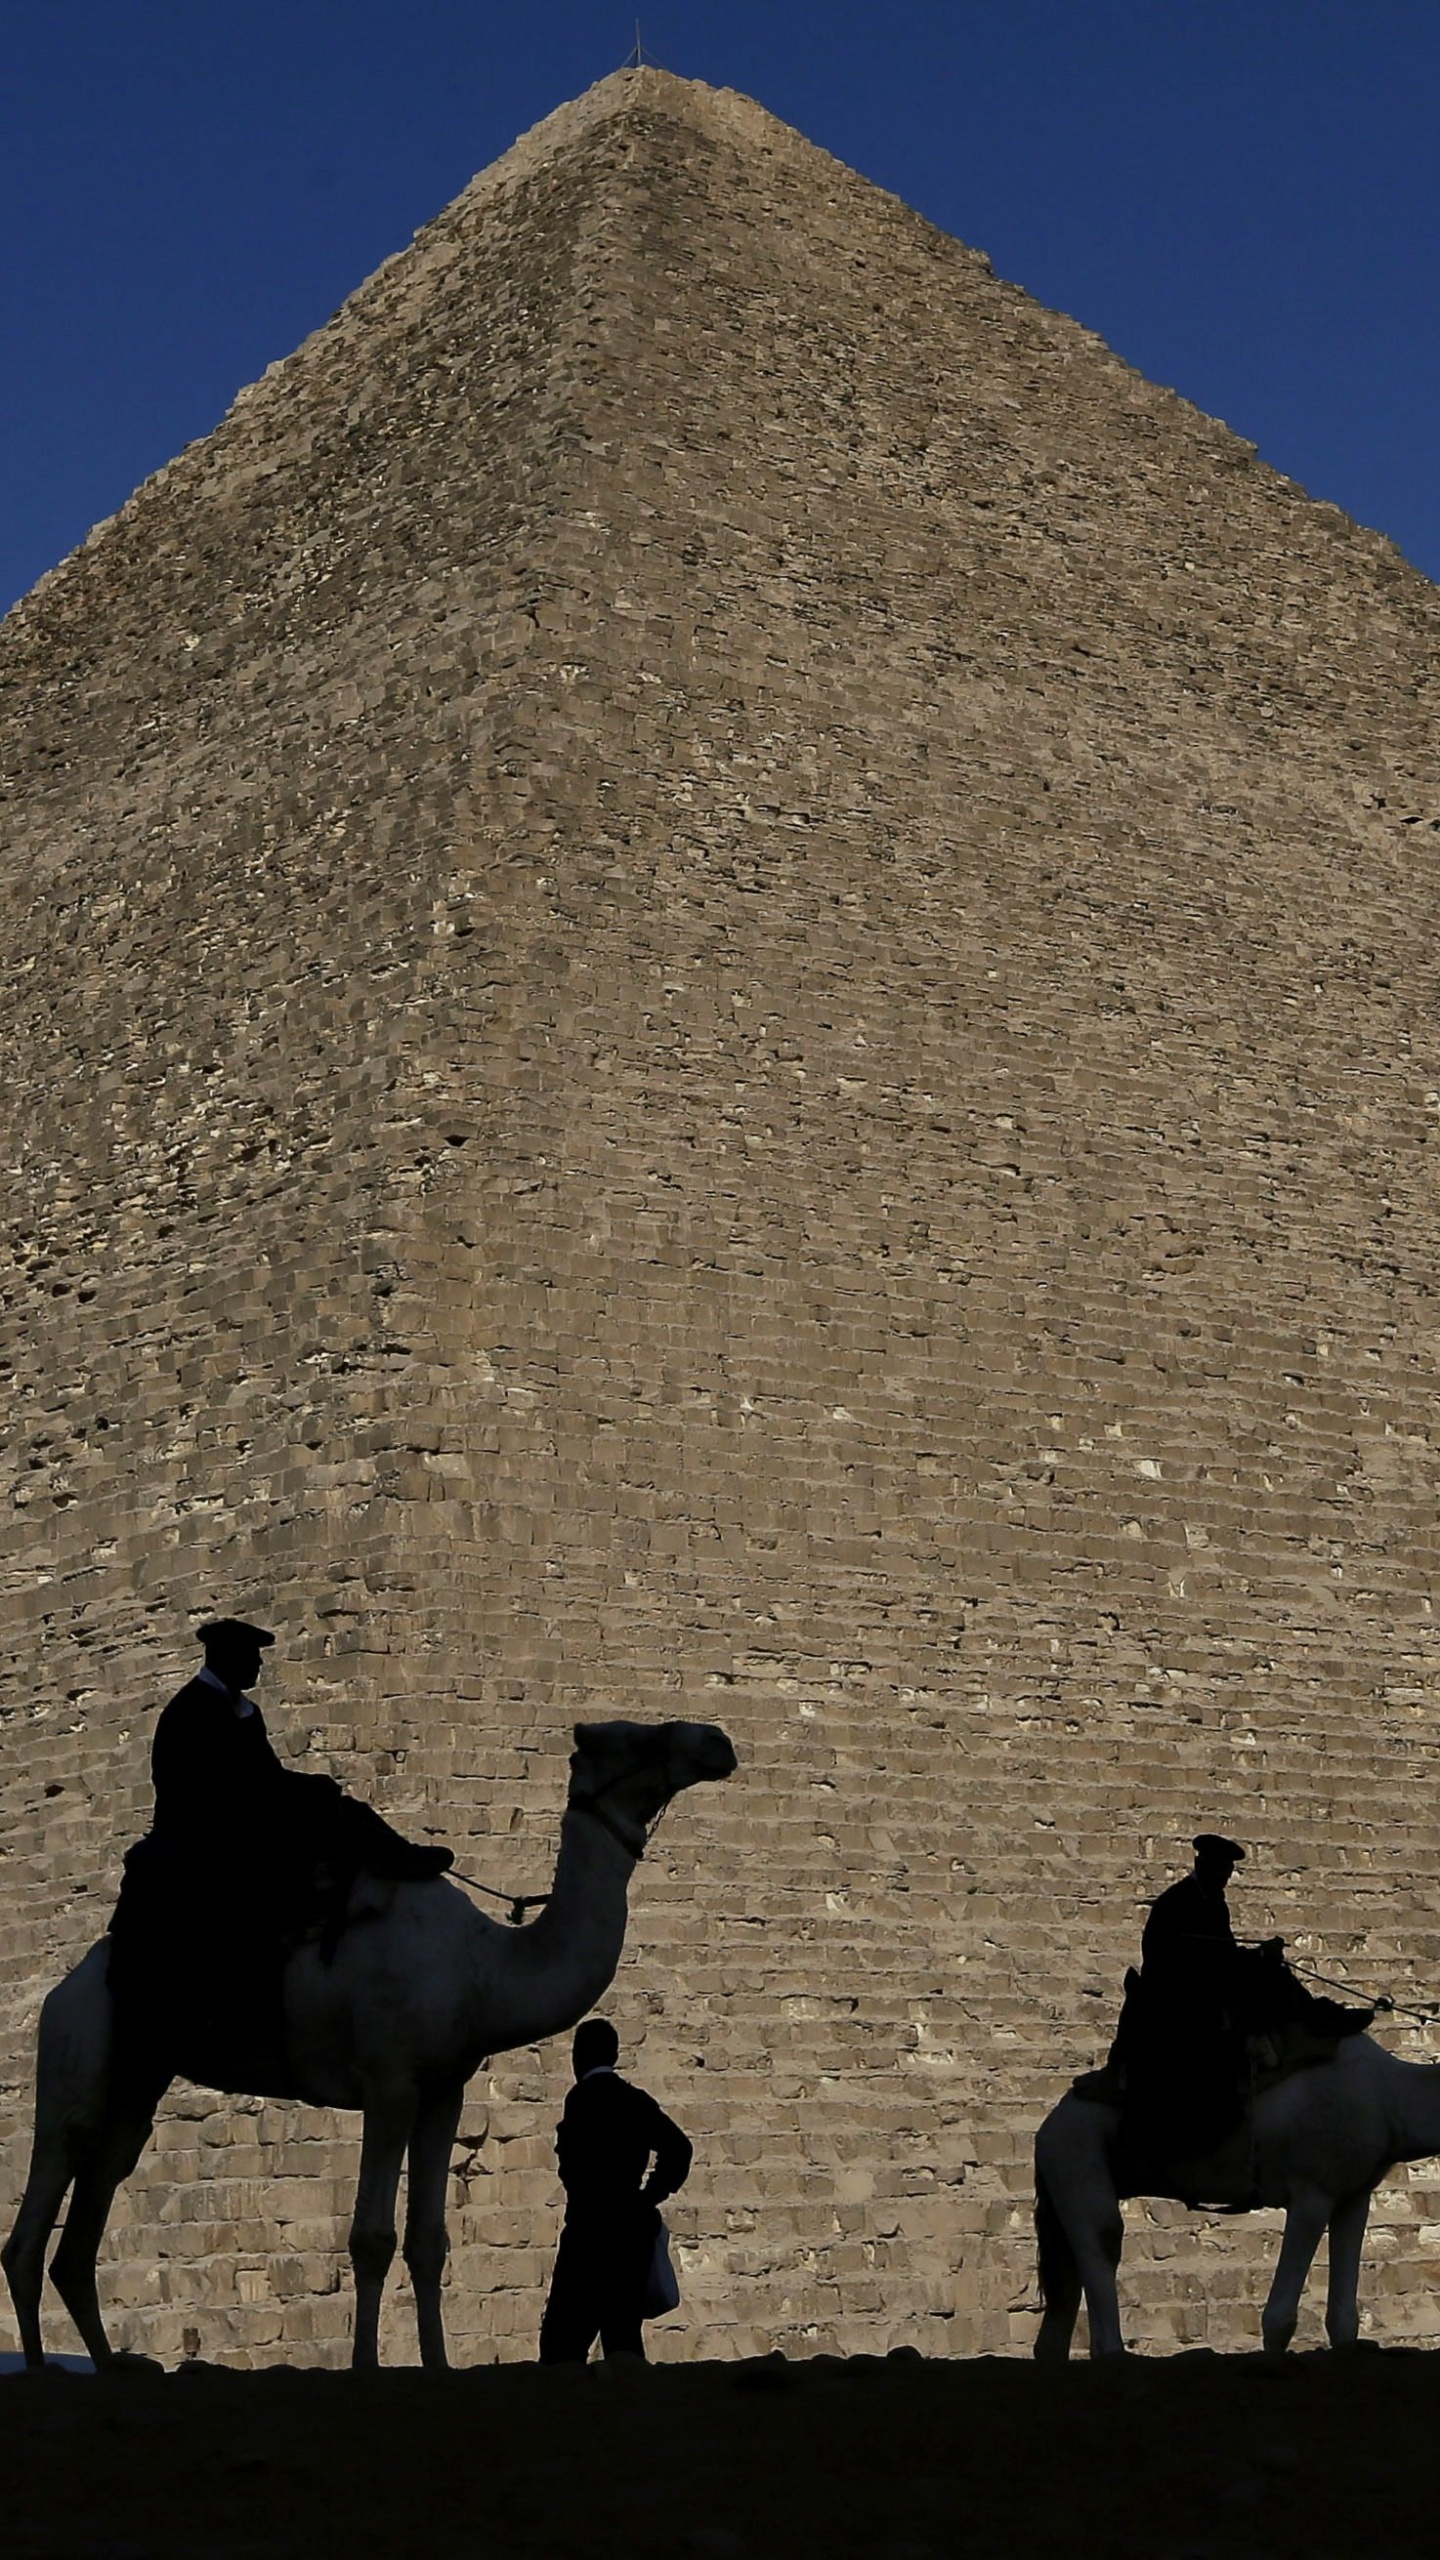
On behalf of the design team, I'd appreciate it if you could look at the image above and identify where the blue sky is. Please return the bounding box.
[3,1,1437,615]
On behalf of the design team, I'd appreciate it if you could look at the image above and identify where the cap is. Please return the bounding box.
[197,1618,276,1650]
[1193,1832,1244,1862]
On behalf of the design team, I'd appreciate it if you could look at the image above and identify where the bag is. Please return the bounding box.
[643,2219,681,2319]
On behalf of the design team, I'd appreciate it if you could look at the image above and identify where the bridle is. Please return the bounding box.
[569,1760,671,1861]
[451,1755,671,1921]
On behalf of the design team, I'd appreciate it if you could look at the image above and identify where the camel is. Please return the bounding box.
[3,1717,736,2372]
[1033,2032,1440,2359]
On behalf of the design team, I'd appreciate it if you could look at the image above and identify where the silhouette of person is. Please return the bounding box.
[108,1618,452,2082]
[538,2018,692,2364]
[1122,1832,1266,2151]
[149,1620,451,1884]
[1142,1832,1340,2034]
[1116,1831,1370,2161]
[1141,1831,1250,1995]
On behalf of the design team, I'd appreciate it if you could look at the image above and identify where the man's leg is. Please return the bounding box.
[597,2213,653,2360]
[107,1845,203,2087]
[326,1795,453,1882]
[538,2226,601,2365]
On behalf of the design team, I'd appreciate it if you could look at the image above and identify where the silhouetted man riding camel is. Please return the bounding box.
[1092,1832,1372,2184]
[108,1618,451,2089]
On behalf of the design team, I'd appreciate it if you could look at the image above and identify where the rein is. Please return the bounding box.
[448,1874,550,1928]
[449,1782,670,1925]
[1233,1938,1440,2026]
[1281,1953,1440,2027]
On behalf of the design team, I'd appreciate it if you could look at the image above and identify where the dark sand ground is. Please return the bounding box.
[3,2347,1433,2560]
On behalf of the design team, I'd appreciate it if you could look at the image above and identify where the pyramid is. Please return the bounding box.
[4,65,1440,2365]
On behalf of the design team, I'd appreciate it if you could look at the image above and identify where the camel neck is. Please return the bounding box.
[478,1804,638,2052]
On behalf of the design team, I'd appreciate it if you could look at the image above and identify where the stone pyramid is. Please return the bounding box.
[4,66,1440,2365]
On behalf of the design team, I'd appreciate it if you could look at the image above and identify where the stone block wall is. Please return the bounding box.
[3,69,1440,2365]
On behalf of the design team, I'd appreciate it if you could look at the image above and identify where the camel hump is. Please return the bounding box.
[1250,2010,1374,2090]
[1080,1949,1376,2191]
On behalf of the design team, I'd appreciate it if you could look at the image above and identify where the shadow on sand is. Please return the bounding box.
[1,2344,1434,2560]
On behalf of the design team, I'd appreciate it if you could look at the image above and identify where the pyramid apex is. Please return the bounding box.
[458,57,819,175]
[448,60,827,211]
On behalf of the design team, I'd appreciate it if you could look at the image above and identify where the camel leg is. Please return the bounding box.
[349,2096,413,2371]
[1075,2204,1126,2359]
[4,1941,124,2368]
[403,2083,465,2372]
[48,2078,166,2368]
[1323,2187,1371,2350]
[1034,2111,1126,2358]
[1033,2280,1082,2364]
[1039,2187,1124,2357]
[2,2134,81,2368]
[1261,2185,1330,2355]
[1033,2168,1083,2363]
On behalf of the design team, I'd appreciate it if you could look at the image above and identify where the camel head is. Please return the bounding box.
[567,1719,737,1857]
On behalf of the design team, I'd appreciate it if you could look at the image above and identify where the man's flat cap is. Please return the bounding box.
[197,1618,276,1649]
[1193,1832,1244,1861]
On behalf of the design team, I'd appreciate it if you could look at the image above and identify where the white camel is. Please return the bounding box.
[1033,2033,1440,2359]
[3,1717,736,2372]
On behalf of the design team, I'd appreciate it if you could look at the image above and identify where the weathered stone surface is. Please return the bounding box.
[2,66,1440,2366]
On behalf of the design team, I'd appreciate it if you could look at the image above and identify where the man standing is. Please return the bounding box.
[538,2019,692,2364]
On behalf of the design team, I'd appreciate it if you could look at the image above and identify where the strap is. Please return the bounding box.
[572,1790,648,1860]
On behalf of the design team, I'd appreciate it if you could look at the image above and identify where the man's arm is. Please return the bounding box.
[554,2091,580,2193]
[640,2098,693,2206]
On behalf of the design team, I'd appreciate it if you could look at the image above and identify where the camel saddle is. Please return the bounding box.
[105,1830,416,2099]
[1073,1963,1373,2208]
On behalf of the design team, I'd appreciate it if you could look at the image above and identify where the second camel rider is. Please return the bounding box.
[109,1617,451,2083]
[1140,1831,1268,2005]
[1109,1831,1370,2165]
